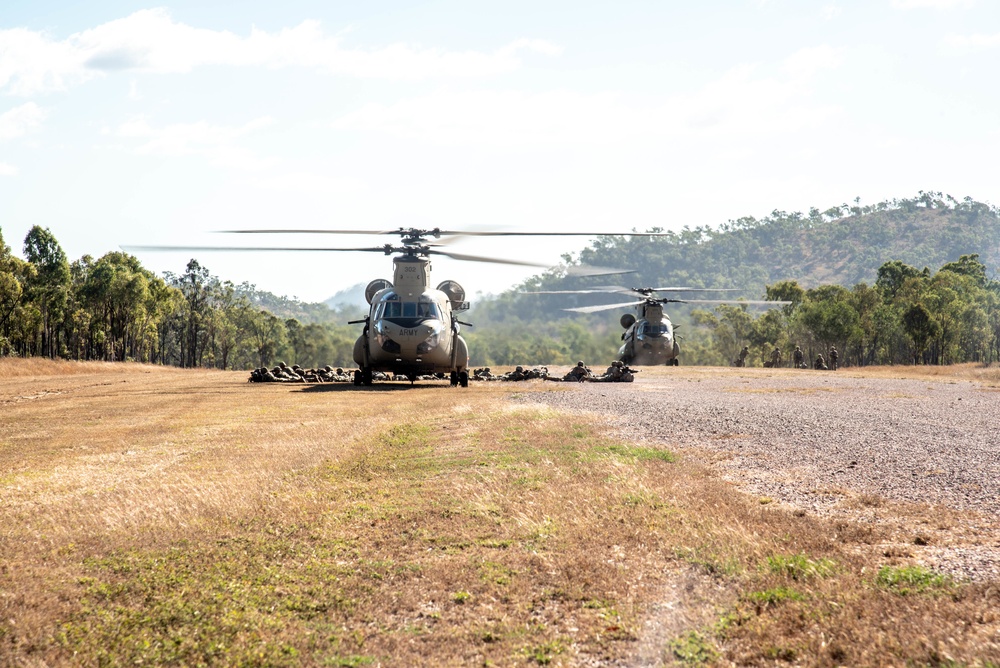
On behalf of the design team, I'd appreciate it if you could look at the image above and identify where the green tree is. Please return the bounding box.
[22,226,71,357]
[902,302,940,363]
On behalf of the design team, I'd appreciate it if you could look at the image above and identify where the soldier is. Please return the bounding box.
[564,361,590,382]
[829,346,839,370]
[507,365,527,381]
[737,346,749,367]
[793,345,805,369]
[770,347,782,368]
[814,353,828,370]
[620,362,636,382]
[594,361,623,382]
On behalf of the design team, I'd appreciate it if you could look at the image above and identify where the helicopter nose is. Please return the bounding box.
[381,322,435,342]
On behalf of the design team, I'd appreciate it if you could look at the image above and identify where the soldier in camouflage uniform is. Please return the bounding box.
[563,361,591,382]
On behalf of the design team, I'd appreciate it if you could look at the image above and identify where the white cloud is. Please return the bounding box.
[943,31,1000,49]
[781,45,843,80]
[0,102,46,140]
[331,63,842,148]
[0,162,18,176]
[0,9,560,96]
[821,4,843,20]
[890,0,974,8]
[111,115,276,169]
[248,172,366,195]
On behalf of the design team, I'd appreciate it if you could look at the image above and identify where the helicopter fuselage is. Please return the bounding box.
[618,301,680,366]
[353,255,470,383]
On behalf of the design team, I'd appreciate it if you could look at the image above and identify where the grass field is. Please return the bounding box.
[1,360,998,666]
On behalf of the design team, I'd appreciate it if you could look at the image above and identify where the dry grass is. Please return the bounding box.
[1,361,998,666]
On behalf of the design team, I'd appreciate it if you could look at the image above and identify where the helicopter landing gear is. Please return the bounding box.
[450,370,469,387]
[670,358,679,366]
[354,367,374,386]
[450,371,459,386]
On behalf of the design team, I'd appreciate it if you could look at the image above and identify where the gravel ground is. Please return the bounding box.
[518,368,1000,581]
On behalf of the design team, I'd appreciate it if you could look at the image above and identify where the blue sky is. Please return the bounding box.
[2,0,998,302]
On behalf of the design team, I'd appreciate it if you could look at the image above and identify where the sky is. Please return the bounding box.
[2,0,999,303]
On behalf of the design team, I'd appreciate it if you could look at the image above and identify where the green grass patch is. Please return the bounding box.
[674,546,744,577]
[669,630,718,665]
[523,638,567,665]
[765,553,836,580]
[875,565,954,595]
[601,443,677,463]
[744,586,806,607]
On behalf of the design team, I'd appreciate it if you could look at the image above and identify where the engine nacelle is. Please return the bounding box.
[620,313,636,329]
[365,279,393,305]
[437,280,468,310]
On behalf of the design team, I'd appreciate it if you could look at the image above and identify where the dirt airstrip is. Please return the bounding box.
[2,360,999,666]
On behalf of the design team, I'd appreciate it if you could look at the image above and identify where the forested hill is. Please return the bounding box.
[555,192,1000,294]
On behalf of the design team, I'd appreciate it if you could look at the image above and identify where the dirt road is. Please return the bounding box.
[520,366,1000,581]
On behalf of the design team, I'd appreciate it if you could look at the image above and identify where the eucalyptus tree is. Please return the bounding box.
[79,252,162,361]
[22,226,71,357]
[0,228,33,355]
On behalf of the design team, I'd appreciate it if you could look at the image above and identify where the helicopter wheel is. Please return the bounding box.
[671,358,680,366]
[459,370,469,388]
[362,367,374,386]
[450,371,459,386]
[353,370,362,386]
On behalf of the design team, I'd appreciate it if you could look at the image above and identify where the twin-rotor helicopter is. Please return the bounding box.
[526,285,788,366]
[124,227,671,386]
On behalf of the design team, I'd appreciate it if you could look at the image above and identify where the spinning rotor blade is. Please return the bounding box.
[121,244,392,253]
[564,300,647,314]
[679,299,792,305]
[524,287,631,295]
[564,266,636,277]
[427,249,550,267]
[217,228,673,238]
[648,286,742,293]
[218,229,401,235]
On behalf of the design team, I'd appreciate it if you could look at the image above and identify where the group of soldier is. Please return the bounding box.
[734,344,840,370]
[249,362,356,383]
[470,360,636,383]
[249,360,638,384]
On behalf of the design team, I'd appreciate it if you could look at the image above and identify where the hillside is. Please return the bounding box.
[559,192,1000,295]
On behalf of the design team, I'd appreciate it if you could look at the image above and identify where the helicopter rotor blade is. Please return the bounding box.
[217,229,402,235]
[564,300,647,314]
[121,244,392,253]
[216,228,673,238]
[427,249,550,267]
[562,266,635,277]
[648,286,743,293]
[677,299,792,305]
[524,286,631,295]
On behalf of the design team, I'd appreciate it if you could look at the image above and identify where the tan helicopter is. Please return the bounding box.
[529,285,788,366]
[124,227,668,386]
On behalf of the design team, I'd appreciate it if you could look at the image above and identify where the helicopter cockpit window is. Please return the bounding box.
[374,293,400,320]
[638,323,670,338]
[417,301,442,319]
[375,292,442,325]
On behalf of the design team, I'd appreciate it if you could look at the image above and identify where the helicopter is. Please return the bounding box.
[527,285,788,366]
[124,227,670,386]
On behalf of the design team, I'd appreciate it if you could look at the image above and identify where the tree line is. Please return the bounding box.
[3,214,999,369]
[1,225,359,369]
[689,255,1000,367]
